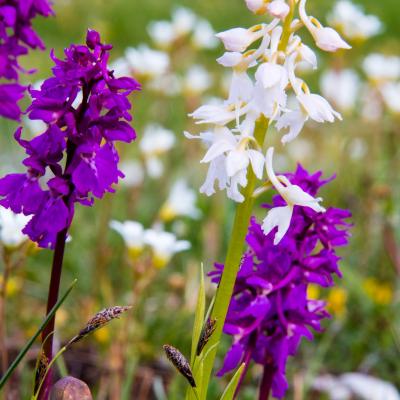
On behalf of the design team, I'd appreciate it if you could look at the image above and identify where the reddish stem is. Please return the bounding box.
[38,228,68,400]
[259,363,275,400]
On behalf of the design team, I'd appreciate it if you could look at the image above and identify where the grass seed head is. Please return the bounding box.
[163,344,196,387]
[196,318,217,356]
[67,305,132,346]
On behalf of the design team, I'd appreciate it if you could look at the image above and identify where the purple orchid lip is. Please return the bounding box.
[211,165,351,399]
[0,0,54,121]
[0,30,140,249]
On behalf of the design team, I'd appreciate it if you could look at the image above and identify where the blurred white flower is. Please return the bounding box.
[192,19,218,49]
[110,57,131,78]
[144,229,190,268]
[313,373,400,400]
[125,45,170,79]
[380,82,400,113]
[147,20,175,48]
[139,124,176,178]
[320,69,360,112]
[171,6,197,37]
[328,1,382,41]
[120,160,144,188]
[262,147,325,244]
[363,53,400,82]
[148,73,182,96]
[110,220,145,257]
[23,117,46,137]
[0,207,30,248]
[160,179,201,221]
[182,65,213,95]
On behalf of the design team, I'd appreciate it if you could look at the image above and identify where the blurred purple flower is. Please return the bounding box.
[210,165,351,399]
[0,0,53,120]
[0,30,140,248]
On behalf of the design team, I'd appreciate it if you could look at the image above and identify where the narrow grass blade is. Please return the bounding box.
[0,279,77,389]
[199,341,219,399]
[190,264,205,365]
[219,363,245,400]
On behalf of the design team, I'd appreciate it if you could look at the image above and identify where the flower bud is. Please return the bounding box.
[266,0,290,20]
[244,0,267,14]
[313,27,351,52]
[216,28,260,52]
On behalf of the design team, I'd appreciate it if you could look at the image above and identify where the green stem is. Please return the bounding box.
[278,0,295,52]
[200,116,269,398]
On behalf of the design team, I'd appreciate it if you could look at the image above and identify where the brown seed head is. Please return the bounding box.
[196,318,217,356]
[67,305,132,346]
[34,351,49,394]
[163,344,196,387]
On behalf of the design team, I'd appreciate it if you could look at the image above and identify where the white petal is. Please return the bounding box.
[216,28,261,52]
[228,71,254,103]
[226,149,249,177]
[283,184,326,212]
[267,0,290,20]
[265,147,285,191]
[298,44,317,69]
[245,0,267,14]
[313,27,351,52]
[201,140,235,163]
[247,149,265,179]
[276,110,307,144]
[256,62,287,89]
[200,156,228,196]
[217,52,243,67]
[298,93,342,123]
[227,170,247,202]
[262,205,293,244]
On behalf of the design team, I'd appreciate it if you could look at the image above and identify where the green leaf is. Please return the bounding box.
[219,363,245,400]
[190,263,205,366]
[0,279,77,390]
[200,341,220,399]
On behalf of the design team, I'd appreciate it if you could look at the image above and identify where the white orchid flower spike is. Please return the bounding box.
[262,147,326,244]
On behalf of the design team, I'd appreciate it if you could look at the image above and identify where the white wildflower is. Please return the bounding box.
[139,124,176,178]
[328,1,382,41]
[320,69,360,112]
[144,229,190,268]
[182,65,213,95]
[0,207,30,248]
[110,220,145,257]
[125,45,170,79]
[120,160,145,188]
[160,180,201,221]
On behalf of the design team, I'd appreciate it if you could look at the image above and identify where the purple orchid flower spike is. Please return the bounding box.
[0,29,140,248]
[210,165,351,399]
[0,0,54,120]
